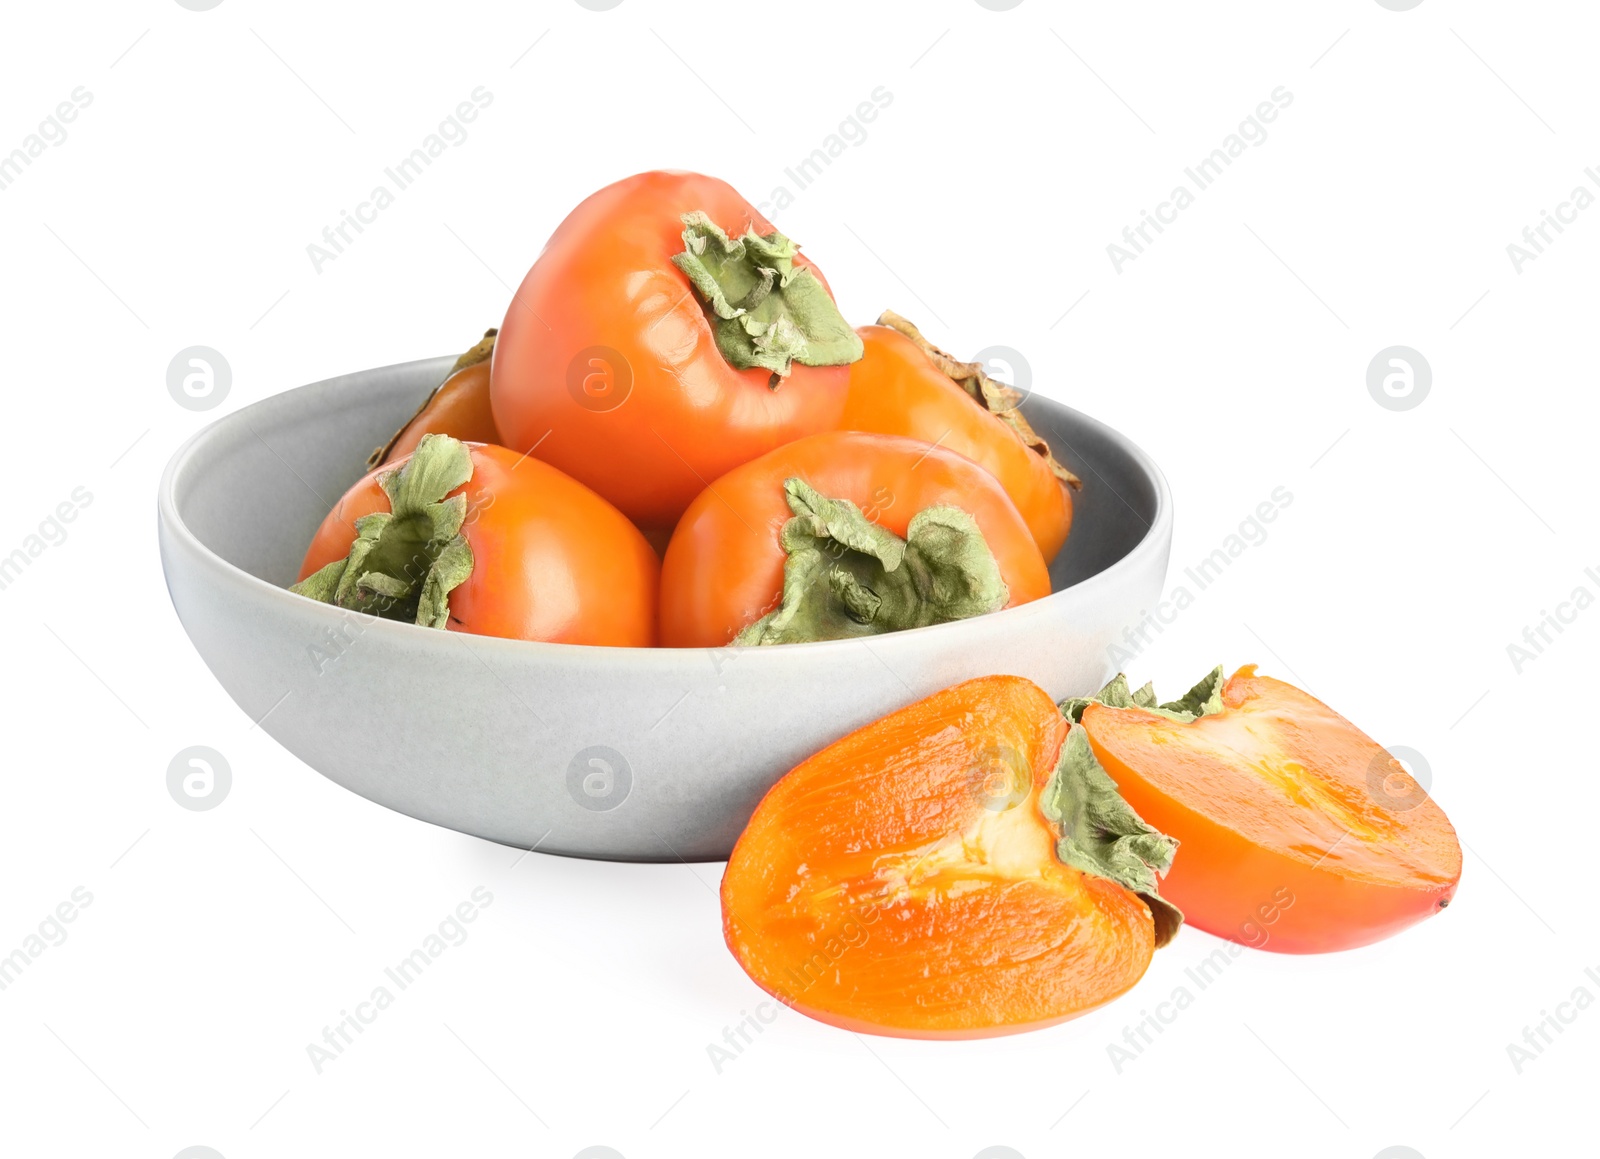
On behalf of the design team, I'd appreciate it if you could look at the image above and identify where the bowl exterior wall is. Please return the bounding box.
[159,357,1171,861]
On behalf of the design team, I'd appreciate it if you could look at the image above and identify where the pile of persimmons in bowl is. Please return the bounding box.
[287,171,1461,1039]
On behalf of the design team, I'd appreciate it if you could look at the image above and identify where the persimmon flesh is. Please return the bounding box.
[721,676,1169,1038]
[1080,666,1462,953]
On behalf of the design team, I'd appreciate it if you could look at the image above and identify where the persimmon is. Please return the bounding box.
[491,170,861,532]
[721,675,1181,1039]
[293,434,658,646]
[370,330,501,469]
[658,431,1052,648]
[1070,666,1462,953]
[843,312,1080,562]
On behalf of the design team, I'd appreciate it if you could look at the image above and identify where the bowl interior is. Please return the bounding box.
[169,356,1160,595]
[1027,403,1159,592]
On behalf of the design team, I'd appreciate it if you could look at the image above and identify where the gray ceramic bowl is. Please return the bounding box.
[158,355,1172,861]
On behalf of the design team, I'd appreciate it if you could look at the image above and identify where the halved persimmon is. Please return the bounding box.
[1073,666,1462,953]
[721,675,1180,1039]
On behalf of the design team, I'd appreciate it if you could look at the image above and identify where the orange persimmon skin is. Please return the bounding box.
[843,325,1073,562]
[659,431,1052,648]
[721,675,1158,1039]
[297,443,658,646]
[1081,667,1462,953]
[491,170,851,528]
[382,361,500,465]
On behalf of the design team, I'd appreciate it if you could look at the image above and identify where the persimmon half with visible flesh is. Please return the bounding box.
[843,312,1080,563]
[1069,666,1462,953]
[721,675,1181,1039]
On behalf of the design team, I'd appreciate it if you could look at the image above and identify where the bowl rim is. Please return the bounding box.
[157,354,1172,667]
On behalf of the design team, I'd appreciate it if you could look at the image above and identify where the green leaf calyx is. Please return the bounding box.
[291,432,476,629]
[672,212,863,383]
[734,478,1009,646]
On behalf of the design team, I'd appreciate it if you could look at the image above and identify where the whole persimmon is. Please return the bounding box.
[370,329,501,469]
[659,431,1051,648]
[294,434,658,646]
[843,312,1079,561]
[491,170,861,534]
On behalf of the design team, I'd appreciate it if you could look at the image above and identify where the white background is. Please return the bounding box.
[1,1,1595,1156]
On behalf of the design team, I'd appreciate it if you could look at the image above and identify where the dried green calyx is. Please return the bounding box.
[1041,666,1227,947]
[291,433,475,628]
[1059,665,1226,724]
[448,327,498,375]
[734,478,1009,646]
[672,212,863,383]
[877,309,1080,491]
[1040,730,1183,947]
